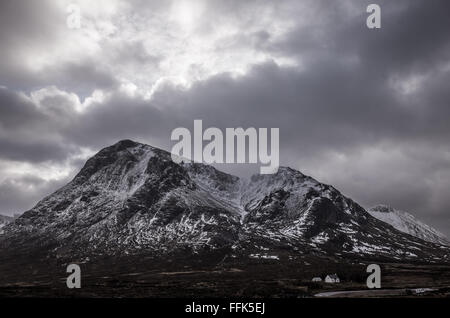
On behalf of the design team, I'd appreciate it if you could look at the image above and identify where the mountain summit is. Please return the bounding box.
[1,140,449,264]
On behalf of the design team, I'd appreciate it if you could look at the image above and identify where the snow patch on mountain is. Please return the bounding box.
[0,215,14,234]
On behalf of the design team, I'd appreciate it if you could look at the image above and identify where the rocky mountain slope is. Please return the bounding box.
[0,215,14,234]
[368,205,449,246]
[1,140,449,264]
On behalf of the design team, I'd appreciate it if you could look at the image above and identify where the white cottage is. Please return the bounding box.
[325,274,340,283]
[312,277,322,282]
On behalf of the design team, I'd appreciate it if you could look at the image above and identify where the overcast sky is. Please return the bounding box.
[1,0,449,236]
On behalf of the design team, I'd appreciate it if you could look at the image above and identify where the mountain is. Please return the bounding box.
[0,215,14,234]
[1,140,449,265]
[368,205,449,246]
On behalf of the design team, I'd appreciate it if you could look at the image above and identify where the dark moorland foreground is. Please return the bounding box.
[1,250,450,298]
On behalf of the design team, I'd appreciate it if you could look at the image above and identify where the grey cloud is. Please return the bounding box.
[0,0,64,91]
[0,88,45,129]
[0,0,118,96]
[273,0,450,83]
[0,175,69,215]
[111,41,162,66]
[43,60,119,99]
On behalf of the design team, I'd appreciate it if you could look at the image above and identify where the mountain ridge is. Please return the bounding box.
[1,140,449,265]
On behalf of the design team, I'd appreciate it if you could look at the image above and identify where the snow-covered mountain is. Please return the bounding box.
[0,215,14,234]
[1,140,449,264]
[368,205,449,246]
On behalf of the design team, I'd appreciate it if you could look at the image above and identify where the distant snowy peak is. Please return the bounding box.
[368,205,449,246]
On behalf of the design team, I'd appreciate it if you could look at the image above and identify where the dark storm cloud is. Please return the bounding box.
[357,0,450,74]
[0,58,118,98]
[64,92,170,149]
[272,0,450,68]
[44,60,119,99]
[0,88,45,128]
[0,0,449,236]
[0,0,118,95]
[0,175,70,215]
[149,61,421,156]
[0,0,60,50]
[0,87,81,163]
